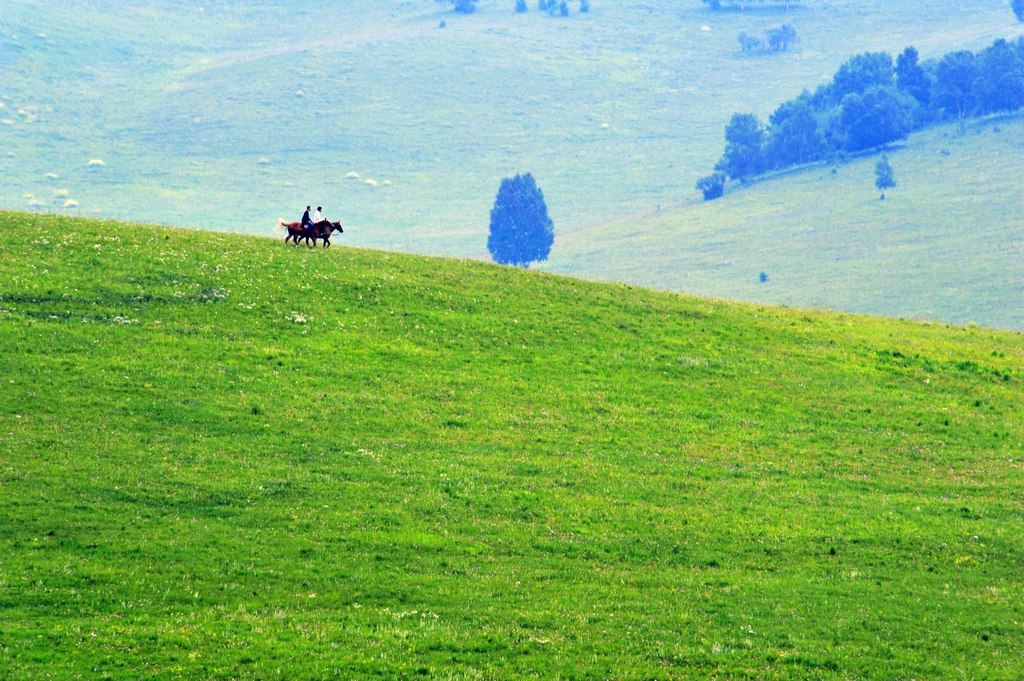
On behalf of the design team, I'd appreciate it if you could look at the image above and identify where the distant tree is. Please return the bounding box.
[436,0,479,12]
[559,0,569,16]
[824,52,895,105]
[974,39,1024,114]
[895,47,931,107]
[696,172,727,200]
[1014,0,1024,22]
[874,155,896,200]
[839,86,913,151]
[740,24,797,54]
[765,24,798,52]
[766,99,826,167]
[516,0,528,11]
[738,32,764,53]
[715,113,767,181]
[704,0,800,7]
[580,0,590,12]
[488,173,555,267]
[932,51,979,118]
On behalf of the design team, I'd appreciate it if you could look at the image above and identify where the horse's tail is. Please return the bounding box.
[275,218,287,232]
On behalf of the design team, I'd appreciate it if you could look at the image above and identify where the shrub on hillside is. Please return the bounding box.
[696,172,727,201]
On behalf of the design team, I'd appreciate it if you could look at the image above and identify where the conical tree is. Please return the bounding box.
[487,173,554,267]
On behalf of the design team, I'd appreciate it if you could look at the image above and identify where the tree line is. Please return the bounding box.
[703,0,804,8]
[698,36,1024,199]
[738,24,798,54]
[436,0,590,14]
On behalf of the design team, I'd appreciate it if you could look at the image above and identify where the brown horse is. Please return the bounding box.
[277,219,311,246]
[276,219,344,247]
[308,220,344,248]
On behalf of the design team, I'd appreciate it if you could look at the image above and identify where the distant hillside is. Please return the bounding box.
[549,113,1024,331]
[2,213,1022,678]
[1,0,1020,255]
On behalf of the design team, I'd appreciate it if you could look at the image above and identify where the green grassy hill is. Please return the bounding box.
[2,212,1023,678]
[548,113,1024,331]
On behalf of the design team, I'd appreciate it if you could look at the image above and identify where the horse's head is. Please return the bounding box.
[331,220,344,234]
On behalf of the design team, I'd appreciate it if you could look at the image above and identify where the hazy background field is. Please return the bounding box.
[1,1,1021,326]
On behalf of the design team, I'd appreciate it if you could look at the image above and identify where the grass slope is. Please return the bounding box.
[548,113,1024,331]
[1,213,1023,678]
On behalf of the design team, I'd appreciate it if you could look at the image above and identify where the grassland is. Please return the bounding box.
[2,212,1023,678]
[549,113,1024,331]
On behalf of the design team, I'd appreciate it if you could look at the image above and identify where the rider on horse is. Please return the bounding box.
[312,206,326,227]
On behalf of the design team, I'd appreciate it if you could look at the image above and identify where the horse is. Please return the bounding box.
[308,220,344,248]
[277,219,312,246]
[276,219,345,248]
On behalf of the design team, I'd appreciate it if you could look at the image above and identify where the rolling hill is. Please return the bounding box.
[548,112,1024,331]
[2,212,1022,678]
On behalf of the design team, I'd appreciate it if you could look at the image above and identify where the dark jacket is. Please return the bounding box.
[301,209,312,227]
